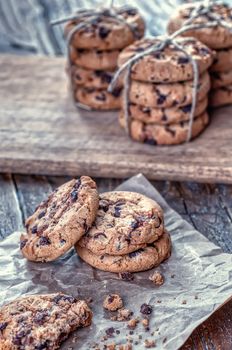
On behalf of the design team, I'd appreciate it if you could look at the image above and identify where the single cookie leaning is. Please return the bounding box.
[65,7,145,50]
[167,2,232,49]
[78,191,164,256]
[76,231,171,273]
[20,176,99,262]
[118,37,214,83]
[0,293,92,350]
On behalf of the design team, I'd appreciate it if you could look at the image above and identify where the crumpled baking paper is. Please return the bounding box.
[0,174,231,349]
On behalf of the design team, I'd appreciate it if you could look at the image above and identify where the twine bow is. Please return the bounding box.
[108,0,232,143]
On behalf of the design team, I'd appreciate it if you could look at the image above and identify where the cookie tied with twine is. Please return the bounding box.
[51,4,145,110]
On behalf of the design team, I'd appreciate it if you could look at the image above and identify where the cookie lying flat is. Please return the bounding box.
[211,70,232,89]
[71,65,114,89]
[75,86,122,110]
[118,37,213,83]
[126,97,208,125]
[78,191,164,256]
[20,177,99,262]
[210,85,232,107]
[76,231,171,273]
[0,293,92,350]
[70,47,120,70]
[167,2,232,49]
[119,111,209,145]
[65,7,145,50]
[129,71,210,108]
[211,47,232,72]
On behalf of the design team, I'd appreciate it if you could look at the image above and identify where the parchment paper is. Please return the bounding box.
[0,174,231,350]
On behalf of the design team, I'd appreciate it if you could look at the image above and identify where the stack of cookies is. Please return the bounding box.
[167,1,232,108]
[117,37,214,145]
[64,7,145,110]
[20,177,171,273]
[76,191,171,273]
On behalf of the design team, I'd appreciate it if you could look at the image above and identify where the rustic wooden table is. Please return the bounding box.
[0,173,231,349]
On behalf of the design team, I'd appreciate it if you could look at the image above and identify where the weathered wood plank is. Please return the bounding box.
[0,174,23,238]
[1,54,232,183]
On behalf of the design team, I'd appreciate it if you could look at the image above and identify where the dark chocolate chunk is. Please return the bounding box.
[94,232,107,239]
[105,327,115,337]
[124,8,137,16]
[95,92,106,101]
[199,47,210,56]
[35,341,50,350]
[165,126,176,137]
[180,104,192,113]
[95,70,112,84]
[70,189,78,202]
[98,26,111,39]
[128,249,144,258]
[119,272,134,281]
[144,138,157,146]
[140,303,153,315]
[60,239,66,246]
[177,56,189,64]
[31,225,38,234]
[0,322,8,331]
[34,311,48,325]
[130,220,139,230]
[99,201,109,212]
[157,93,167,105]
[38,211,46,219]
[53,294,76,304]
[20,239,28,249]
[141,106,151,114]
[111,87,122,98]
[39,236,51,246]
[161,112,168,121]
[114,205,121,218]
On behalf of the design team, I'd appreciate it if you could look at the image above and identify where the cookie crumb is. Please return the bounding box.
[105,327,115,337]
[149,271,164,285]
[117,308,133,321]
[195,295,198,300]
[127,318,139,329]
[144,339,156,348]
[118,344,132,350]
[105,343,116,350]
[142,318,150,331]
[182,300,187,305]
[140,303,153,315]
[163,337,167,343]
[119,272,134,281]
[156,300,162,304]
[103,294,123,311]
[171,274,175,278]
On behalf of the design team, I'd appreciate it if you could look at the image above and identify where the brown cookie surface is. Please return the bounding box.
[20,176,99,262]
[118,37,214,83]
[211,70,232,89]
[167,2,232,49]
[65,7,145,50]
[119,111,209,145]
[78,191,164,256]
[75,86,122,110]
[211,46,232,72]
[76,231,171,273]
[209,85,232,107]
[0,293,92,350]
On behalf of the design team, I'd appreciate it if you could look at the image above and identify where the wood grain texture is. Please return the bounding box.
[0,174,230,349]
[1,54,232,183]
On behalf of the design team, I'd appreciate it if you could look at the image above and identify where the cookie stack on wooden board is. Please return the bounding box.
[117,37,214,145]
[20,177,171,273]
[64,7,145,110]
[76,191,171,272]
[167,1,232,107]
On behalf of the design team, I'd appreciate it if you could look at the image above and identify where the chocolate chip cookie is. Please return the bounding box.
[167,2,232,49]
[118,37,214,83]
[211,70,232,89]
[75,86,122,110]
[211,46,232,72]
[65,7,145,50]
[78,191,164,256]
[76,231,171,273]
[126,97,208,125]
[128,71,210,108]
[70,46,120,70]
[119,111,209,145]
[210,85,232,107]
[0,293,92,350]
[20,176,99,262]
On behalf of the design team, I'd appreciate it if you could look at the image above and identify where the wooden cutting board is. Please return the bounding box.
[0,54,232,183]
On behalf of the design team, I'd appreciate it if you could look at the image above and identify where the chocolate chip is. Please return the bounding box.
[161,113,168,121]
[165,126,176,137]
[98,26,111,39]
[94,232,107,239]
[199,47,210,56]
[111,87,122,98]
[157,93,167,105]
[35,341,50,350]
[211,71,221,80]
[95,70,112,84]
[119,272,134,281]
[130,220,139,230]
[140,303,153,315]
[31,225,38,234]
[53,294,76,304]
[105,327,115,337]
[129,249,144,258]
[114,205,121,218]
[99,201,109,212]
[34,311,48,325]
[20,239,28,249]
[116,329,120,334]
[39,236,51,246]
[75,73,81,81]
[177,56,189,64]
[142,107,151,114]
[77,48,85,54]
[144,138,157,146]
[180,104,192,113]
[108,295,115,303]
[124,8,137,16]
[60,239,66,246]
[38,211,46,219]
[13,330,28,345]
[95,92,106,101]
[0,322,7,331]
[70,189,78,202]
